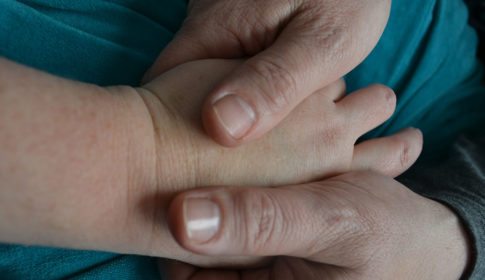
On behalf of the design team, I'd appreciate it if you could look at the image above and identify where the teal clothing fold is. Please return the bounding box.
[0,1,187,279]
[347,0,485,156]
[0,0,483,279]
[0,246,159,280]
[0,0,186,86]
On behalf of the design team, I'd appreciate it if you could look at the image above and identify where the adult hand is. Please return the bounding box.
[144,0,391,147]
[165,172,471,279]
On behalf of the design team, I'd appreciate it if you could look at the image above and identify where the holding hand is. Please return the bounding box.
[144,0,391,146]
[165,172,470,280]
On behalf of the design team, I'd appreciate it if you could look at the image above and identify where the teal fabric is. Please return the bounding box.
[0,245,160,280]
[347,0,485,157]
[0,1,187,279]
[0,0,484,279]
[0,0,186,86]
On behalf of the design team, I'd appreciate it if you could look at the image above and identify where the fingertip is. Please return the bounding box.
[413,127,424,144]
[352,127,424,177]
[396,127,424,162]
[368,84,395,97]
[369,84,397,113]
[338,84,397,138]
[168,189,227,256]
[201,50,311,147]
[202,92,257,147]
[394,127,423,146]
[202,99,242,147]
[387,127,424,174]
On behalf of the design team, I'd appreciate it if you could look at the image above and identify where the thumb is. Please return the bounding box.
[168,186,323,257]
[168,180,381,268]
[201,9,382,147]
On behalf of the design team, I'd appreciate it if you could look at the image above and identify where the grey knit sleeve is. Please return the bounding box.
[399,134,485,279]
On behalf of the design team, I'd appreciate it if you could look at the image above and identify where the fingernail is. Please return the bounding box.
[183,198,221,243]
[212,94,256,139]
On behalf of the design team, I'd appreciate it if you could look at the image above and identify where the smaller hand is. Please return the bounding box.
[143,59,423,192]
[164,172,471,280]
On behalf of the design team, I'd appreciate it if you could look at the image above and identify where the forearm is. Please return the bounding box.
[0,58,157,250]
[0,58,272,264]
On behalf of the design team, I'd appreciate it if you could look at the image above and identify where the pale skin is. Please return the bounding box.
[143,0,470,277]
[0,0,472,277]
[166,172,470,280]
[0,58,421,266]
[146,0,391,146]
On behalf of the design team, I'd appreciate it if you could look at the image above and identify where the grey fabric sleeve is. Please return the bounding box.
[399,134,485,279]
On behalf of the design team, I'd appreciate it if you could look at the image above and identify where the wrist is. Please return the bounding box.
[134,87,200,191]
[439,203,472,279]
[422,199,471,280]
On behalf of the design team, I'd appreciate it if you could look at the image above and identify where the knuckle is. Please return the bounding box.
[320,181,387,267]
[320,124,345,148]
[325,179,380,234]
[236,190,282,254]
[318,128,355,169]
[334,203,374,236]
[298,6,346,48]
[324,204,377,262]
[245,57,298,113]
[322,113,355,146]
